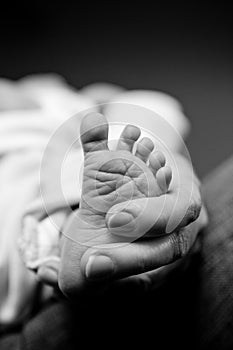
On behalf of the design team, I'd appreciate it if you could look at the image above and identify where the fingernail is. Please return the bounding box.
[108,211,134,229]
[85,255,115,280]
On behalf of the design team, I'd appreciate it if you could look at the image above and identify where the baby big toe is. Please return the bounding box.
[80,112,109,154]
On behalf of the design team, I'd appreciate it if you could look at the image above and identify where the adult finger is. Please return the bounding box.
[105,184,202,239]
[81,207,207,282]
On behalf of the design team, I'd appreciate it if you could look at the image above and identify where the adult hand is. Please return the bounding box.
[80,154,208,293]
[39,153,207,297]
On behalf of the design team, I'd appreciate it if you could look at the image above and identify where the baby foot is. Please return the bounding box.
[59,112,172,296]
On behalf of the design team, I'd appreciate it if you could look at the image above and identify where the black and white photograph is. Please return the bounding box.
[0,2,232,349]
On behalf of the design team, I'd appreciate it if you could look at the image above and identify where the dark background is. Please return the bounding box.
[0,1,232,177]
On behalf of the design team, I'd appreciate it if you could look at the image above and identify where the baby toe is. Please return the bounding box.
[117,124,141,152]
[156,165,172,194]
[80,112,109,155]
[149,150,166,176]
[135,137,154,163]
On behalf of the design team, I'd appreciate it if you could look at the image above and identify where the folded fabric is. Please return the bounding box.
[0,74,190,325]
[0,76,94,324]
